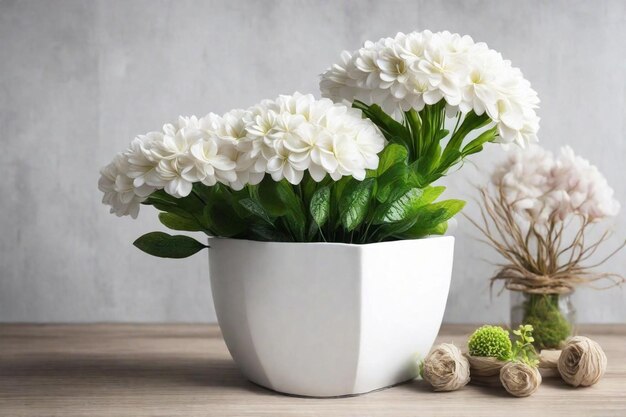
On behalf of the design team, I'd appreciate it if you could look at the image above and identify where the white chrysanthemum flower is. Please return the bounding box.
[415,42,463,106]
[283,124,335,182]
[210,110,247,141]
[189,137,237,187]
[266,141,305,184]
[320,30,540,147]
[124,132,162,188]
[248,93,384,185]
[353,41,383,89]
[275,91,317,116]
[319,51,359,104]
[331,133,367,180]
[147,117,209,197]
[354,123,386,168]
[492,145,620,223]
[99,93,386,216]
[200,110,250,190]
[98,154,153,218]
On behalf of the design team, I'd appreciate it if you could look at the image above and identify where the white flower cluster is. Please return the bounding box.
[98,93,385,217]
[320,30,540,146]
[492,145,620,223]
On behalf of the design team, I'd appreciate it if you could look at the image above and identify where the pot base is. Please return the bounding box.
[248,377,417,399]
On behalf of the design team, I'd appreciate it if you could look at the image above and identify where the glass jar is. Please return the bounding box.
[510,291,576,350]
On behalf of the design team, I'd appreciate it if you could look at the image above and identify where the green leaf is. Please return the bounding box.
[404,109,422,142]
[374,188,424,224]
[133,232,207,259]
[158,212,204,232]
[142,190,179,206]
[385,198,462,239]
[145,193,210,230]
[332,176,353,204]
[309,186,330,227]
[407,161,428,188]
[376,144,408,175]
[204,203,247,237]
[144,189,205,216]
[420,186,447,205]
[461,126,499,157]
[301,174,318,203]
[399,219,449,239]
[426,221,449,235]
[239,198,275,225]
[441,111,491,160]
[353,101,412,151]
[275,180,306,241]
[435,129,450,141]
[148,202,197,220]
[375,163,409,203]
[258,178,288,216]
[417,141,442,176]
[404,199,465,236]
[339,178,375,231]
[376,220,419,240]
[248,222,288,242]
[373,185,447,224]
[434,150,462,175]
[228,188,255,219]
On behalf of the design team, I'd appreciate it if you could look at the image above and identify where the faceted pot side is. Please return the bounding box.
[209,237,455,397]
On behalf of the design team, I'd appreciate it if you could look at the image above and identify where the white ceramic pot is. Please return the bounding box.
[209,236,454,397]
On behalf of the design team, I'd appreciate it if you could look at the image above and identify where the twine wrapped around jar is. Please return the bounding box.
[492,266,596,295]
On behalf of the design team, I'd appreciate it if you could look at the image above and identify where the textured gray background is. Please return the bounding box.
[1,0,624,323]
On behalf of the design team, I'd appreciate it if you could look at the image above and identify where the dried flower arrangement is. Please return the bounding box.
[467,145,624,349]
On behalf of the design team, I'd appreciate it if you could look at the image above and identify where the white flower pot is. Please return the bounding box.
[209,236,454,397]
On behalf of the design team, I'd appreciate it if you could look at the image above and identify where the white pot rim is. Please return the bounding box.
[208,235,453,248]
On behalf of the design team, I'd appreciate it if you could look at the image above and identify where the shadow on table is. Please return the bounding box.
[409,378,514,398]
[0,352,268,393]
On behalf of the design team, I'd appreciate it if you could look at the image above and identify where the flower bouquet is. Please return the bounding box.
[99,30,540,397]
[468,145,624,350]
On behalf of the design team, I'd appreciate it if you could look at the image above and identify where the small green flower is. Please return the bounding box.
[468,325,513,360]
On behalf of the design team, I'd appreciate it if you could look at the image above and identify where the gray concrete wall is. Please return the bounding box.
[1,0,624,323]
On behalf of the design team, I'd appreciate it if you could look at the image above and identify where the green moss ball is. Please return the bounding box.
[468,325,513,360]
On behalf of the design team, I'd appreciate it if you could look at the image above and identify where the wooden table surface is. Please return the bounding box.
[1,324,624,417]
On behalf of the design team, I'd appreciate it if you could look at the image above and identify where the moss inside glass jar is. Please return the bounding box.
[511,292,575,350]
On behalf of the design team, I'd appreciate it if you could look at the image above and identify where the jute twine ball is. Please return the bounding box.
[466,355,505,377]
[557,336,607,387]
[499,361,542,397]
[422,343,471,391]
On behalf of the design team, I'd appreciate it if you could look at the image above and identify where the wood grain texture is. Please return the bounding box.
[0,324,624,417]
